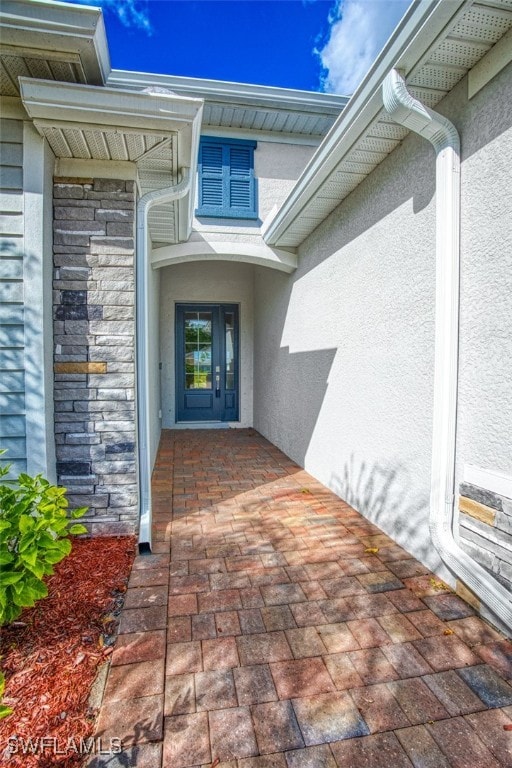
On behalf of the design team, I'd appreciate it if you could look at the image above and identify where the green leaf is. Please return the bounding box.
[18,515,34,534]
[24,559,46,580]
[18,532,36,553]
[44,548,69,565]
[72,507,88,518]
[19,549,38,567]
[69,523,88,535]
[0,704,13,720]
[0,571,23,586]
[12,584,38,607]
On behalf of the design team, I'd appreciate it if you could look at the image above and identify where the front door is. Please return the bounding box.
[176,303,239,422]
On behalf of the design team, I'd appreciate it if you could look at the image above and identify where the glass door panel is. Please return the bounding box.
[184,311,212,390]
[225,311,235,391]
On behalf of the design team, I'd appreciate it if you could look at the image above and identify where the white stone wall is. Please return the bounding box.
[159,261,255,428]
[253,62,512,586]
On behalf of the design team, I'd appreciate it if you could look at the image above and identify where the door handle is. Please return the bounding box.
[215,374,220,397]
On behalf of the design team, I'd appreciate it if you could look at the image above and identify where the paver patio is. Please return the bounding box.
[92,428,512,767]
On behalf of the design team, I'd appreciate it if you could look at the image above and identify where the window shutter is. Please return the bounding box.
[199,144,223,209]
[197,138,257,219]
[228,146,253,213]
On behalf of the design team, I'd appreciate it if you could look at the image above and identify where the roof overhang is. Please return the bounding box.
[20,77,204,245]
[109,70,348,144]
[264,0,512,248]
[0,0,110,93]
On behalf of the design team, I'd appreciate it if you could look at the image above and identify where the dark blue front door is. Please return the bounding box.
[176,303,239,422]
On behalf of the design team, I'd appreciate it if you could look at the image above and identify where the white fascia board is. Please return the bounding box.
[19,78,204,133]
[108,70,348,116]
[0,0,110,84]
[264,0,467,247]
[200,126,323,147]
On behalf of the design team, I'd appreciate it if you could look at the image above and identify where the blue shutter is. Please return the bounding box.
[196,138,257,219]
[199,144,223,208]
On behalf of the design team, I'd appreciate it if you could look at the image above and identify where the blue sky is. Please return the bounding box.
[59,0,412,95]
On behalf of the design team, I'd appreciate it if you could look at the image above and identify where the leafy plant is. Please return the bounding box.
[0,669,12,720]
[0,452,88,626]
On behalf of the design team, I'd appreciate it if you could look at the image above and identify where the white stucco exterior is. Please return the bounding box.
[455,62,512,481]
[159,260,255,428]
[253,63,512,580]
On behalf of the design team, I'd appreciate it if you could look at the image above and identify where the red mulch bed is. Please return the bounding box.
[0,536,136,767]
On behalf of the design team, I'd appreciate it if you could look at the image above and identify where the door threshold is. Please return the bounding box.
[173,421,232,430]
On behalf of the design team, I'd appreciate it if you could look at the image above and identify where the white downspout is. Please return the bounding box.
[383,69,512,631]
[136,170,191,549]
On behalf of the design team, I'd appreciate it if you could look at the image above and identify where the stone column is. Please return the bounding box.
[53,177,138,535]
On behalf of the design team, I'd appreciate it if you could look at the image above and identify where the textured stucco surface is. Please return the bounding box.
[254,62,512,582]
[254,129,439,572]
[160,260,255,427]
[455,61,512,482]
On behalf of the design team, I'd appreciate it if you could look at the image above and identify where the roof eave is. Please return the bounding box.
[108,69,349,116]
[263,0,466,247]
[19,77,204,134]
[0,0,111,84]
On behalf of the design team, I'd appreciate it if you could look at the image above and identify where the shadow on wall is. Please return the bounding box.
[329,455,439,571]
[295,131,436,282]
[257,345,338,469]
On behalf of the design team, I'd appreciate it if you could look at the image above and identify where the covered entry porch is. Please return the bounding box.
[93,429,512,767]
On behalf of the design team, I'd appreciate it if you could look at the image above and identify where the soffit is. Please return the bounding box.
[0,0,109,93]
[267,0,512,248]
[108,71,348,140]
[20,78,203,246]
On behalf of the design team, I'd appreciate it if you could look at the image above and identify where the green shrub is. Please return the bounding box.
[0,453,88,626]
[0,670,12,720]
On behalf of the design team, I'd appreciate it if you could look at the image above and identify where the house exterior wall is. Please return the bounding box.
[160,260,255,428]
[191,141,315,241]
[454,60,512,589]
[53,177,138,535]
[254,62,512,590]
[0,118,26,477]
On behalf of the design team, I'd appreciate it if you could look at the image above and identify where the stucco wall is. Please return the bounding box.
[192,141,315,242]
[254,62,512,583]
[160,260,255,427]
[453,61,512,589]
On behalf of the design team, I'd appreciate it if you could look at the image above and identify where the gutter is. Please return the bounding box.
[383,69,512,631]
[136,170,191,550]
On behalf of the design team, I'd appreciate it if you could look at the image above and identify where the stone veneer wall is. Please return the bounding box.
[53,177,138,536]
[459,483,512,593]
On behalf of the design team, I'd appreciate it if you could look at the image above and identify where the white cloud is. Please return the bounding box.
[316,0,411,96]
[61,0,152,33]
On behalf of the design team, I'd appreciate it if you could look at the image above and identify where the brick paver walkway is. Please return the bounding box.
[93,429,512,767]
